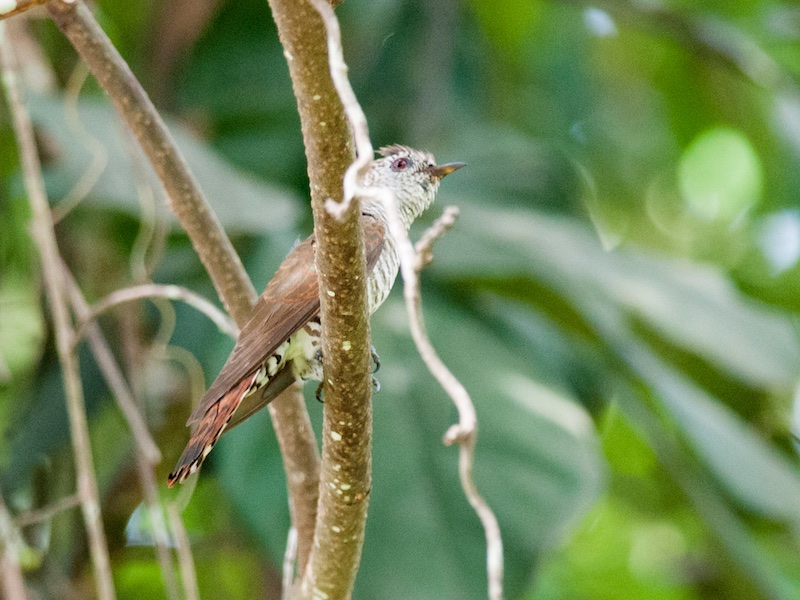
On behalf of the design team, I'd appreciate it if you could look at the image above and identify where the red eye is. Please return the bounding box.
[391,157,409,171]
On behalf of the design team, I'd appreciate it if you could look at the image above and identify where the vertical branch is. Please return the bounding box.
[268,0,373,596]
[266,0,354,208]
[0,24,116,600]
[269,383,320,576]
[166,504,201,600]
[304,1,506,597]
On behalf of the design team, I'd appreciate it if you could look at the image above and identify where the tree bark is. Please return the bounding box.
[268,1,373,596]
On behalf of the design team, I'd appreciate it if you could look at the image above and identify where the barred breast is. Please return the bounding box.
[367,231,400,314]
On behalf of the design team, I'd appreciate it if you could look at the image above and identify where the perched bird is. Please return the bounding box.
[168,145,464,487]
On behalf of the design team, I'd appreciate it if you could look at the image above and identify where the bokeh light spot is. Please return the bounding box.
[583,7,617,37]
[759,210,800,275]
[678,127,762,222]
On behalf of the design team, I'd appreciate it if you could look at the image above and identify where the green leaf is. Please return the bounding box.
[432,206,800,388]
[623,346,800,524]
[26,94,301,234]
[0,275,44,381]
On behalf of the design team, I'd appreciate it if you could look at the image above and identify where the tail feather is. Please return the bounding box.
[167,371,260,487]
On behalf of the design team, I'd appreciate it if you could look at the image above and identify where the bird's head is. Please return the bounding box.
[362,145,465,227]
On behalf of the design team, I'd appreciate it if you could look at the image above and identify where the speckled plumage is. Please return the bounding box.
[168,146,464,486]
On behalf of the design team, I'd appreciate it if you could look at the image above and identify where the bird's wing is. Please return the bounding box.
[187,213,387,426]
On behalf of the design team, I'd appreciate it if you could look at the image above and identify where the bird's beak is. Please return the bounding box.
[429,162,466,179]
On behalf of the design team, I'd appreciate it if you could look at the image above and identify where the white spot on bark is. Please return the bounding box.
[313,94,322,100]
[340,483,351,490]
[342,340,351,351]
[330,431,342,441]
[331,525,341,533]
[327,289,335,297]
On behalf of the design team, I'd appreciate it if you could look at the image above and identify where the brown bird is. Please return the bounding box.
[168,146,464,487]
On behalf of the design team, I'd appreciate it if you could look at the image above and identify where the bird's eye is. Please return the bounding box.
[391,157,410,172]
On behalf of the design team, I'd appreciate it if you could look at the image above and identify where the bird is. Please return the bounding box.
[167,145,465,487]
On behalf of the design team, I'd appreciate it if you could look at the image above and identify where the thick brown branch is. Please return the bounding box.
[270,383,321,578]
[300,201,372,600]
[289,1,504,591]
[269,0,373,596]
[0,25,115,600]
[267,0,354,207]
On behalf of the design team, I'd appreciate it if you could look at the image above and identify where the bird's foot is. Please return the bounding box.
[315,347,380,402]
[370,346,381,374]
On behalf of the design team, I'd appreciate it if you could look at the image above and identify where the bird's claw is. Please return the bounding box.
[316,347,380,401]
[370,346,381,374]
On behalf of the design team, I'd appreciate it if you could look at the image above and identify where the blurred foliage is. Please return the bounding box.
[2,0,800,599]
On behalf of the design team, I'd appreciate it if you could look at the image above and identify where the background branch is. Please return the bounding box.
[0,23,115,600]
[46,0,256,322]
[0,493,30,600]
[63,269,198,600]
[45,0,321,561]
[388,199,505,600]
[167,503,201,600]
[14,493,81,528]
[73,283,238,345]
[0,0,47,21]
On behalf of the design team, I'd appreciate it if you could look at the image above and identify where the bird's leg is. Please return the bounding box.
[315,381,325,403]
[370,346,381,374]
[315,347,381,402]
[370,345,382,393]
[313,348,325,402]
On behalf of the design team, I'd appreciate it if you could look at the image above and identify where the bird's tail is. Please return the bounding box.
[167,371,259,488]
